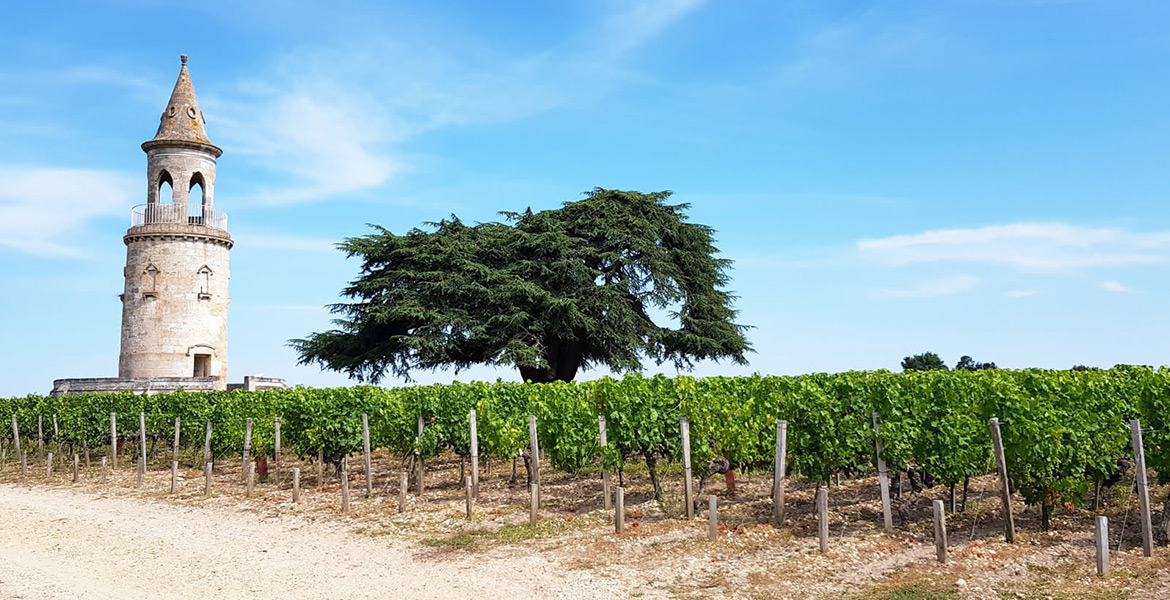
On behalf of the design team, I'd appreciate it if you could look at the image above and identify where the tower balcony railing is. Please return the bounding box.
[131,202,228,231]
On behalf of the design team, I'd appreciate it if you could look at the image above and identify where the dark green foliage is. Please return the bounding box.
[902,352,948,372]
[955,355,997,371]
[290,188,751,383]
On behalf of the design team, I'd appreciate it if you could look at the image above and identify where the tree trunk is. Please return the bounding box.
[644,452,662,502]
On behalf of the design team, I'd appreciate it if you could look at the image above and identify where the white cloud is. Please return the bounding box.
[1100,281,1128,293]
[858,223,1170,272]
[0,166,134,258]
[1004,289,1040,298]
[208,0,706,206]
[875,275,978,299]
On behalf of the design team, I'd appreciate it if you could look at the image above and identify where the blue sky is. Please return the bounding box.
[2,0,1168,397]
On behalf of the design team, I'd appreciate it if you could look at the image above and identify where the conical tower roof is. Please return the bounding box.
[150,55,213,146]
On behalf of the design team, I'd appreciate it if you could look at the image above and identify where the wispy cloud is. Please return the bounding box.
[874,275,978,299]
[211,0,706,206]
[0,166,134,258]
[1100,281,1128,293]
[858,223,1170,272]
[1004,289,1040,298]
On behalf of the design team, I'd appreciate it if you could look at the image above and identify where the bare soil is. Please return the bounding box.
[1,448,1168,599]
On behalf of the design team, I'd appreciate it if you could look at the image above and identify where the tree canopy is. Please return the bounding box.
[954,355,997,371]
[291,188,752,384]
[901,352,948,372]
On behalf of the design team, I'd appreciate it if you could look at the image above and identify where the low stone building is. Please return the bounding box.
[51,56,285,397]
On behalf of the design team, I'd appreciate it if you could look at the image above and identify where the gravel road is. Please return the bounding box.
[0,483,624,600]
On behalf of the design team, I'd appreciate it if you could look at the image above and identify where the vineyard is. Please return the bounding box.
[4,367,1170,598]
[3,367,1170,519]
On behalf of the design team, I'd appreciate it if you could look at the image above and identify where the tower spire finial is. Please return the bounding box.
[148,55,213,146]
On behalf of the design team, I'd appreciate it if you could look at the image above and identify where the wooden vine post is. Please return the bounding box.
[1095,516,1109,575]
[72,454,79,483]
[465,477,473,518]
[989,417,1016,543]
[1130,419,1153,557]
[932,499,948,563]
[204,462,212,496]
[615,487,625,533]
[11,416,21,471]
[137,412,146,487]
[817,486,829,554]
[708,495,718,541]
[172,417,181,464]
[528,415,541,506]
[170,460,178,494]
[529,483,538,526]
[110,413,117,470]
[340,456,351,512]
[872,412,893,530]
[361,413,373,495]
[292,467,301,503]
[203,421,212,468]
[772,419,787,526]
[599,415,611,510]
[681,417,694,519]
[273,417,282,483]
[241,417,253,483]
[415,416,425,495]
[469,409,479,499]
[398,472,408,514]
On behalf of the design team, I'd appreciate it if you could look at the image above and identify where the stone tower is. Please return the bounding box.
[118,55,231,387]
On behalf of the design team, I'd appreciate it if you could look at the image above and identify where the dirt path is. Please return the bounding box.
[0,482,624,600]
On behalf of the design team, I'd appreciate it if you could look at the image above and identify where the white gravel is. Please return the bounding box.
[0,483,625,600]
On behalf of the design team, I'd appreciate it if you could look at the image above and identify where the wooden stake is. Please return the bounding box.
[989,418,1016,543]
[772,419,787,526]
[204,462,212,496]
[246,461,255,497]
[172,417,181,463]
[317,449,324,486]
[292,467,301,503]
[398,472,408,513]
[11,415,21,469]
[599,415,611,510]
[138,412,146,486]
[110,413,117,470]
[529,415,540,506]
[873,413,893,530]
[135,457,142,488]
[46,451,53,478]
[203,421,212,466]
[340,457,351,512]
[529,483,539,526]
[362,414,372,495]
[708,495,718,541]
[170,460,178,494]
[817,486,829,554]
[681,417,694,519]
[416,416,425,495]
[274,417,282,484]
[465,476,473,518]
[933,499,948,563]
[242,417,252,483]
[1130,419,1154,557]
[72,454,79,483]
[1095,516,1110,576]
[469,409,480,499]
[615,487,625,533]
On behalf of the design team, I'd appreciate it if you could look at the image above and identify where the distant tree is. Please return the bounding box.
[1071,365,1100,372]
[902,352,948,372]
[291,188,752,384]
[955,355,997,371]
